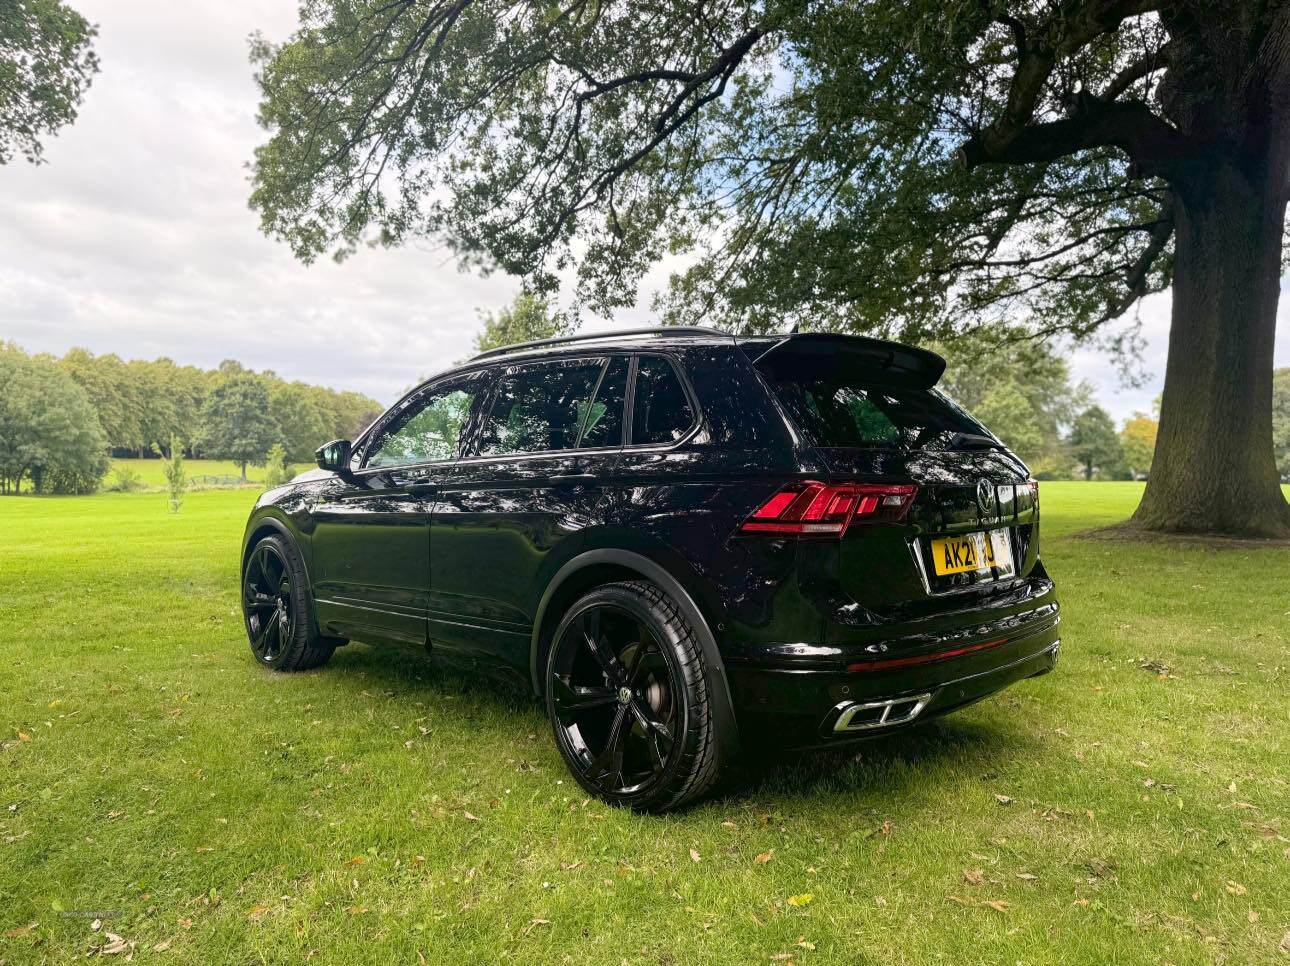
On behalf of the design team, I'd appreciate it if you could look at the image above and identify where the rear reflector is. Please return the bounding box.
[846,636,1009,672]
[739,481,917,537]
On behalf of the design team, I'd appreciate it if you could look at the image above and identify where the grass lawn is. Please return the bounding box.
[107,458,291,489]
[1,483,1286,963]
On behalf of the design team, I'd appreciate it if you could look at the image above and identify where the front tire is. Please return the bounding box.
[242,533,333,671]
[545,581,723,812]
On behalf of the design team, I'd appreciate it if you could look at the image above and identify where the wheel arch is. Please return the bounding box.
[242,513,311,584]
[530,548,742,758]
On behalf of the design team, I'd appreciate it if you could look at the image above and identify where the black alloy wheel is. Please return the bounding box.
[242,533,334,671]
[546,581,721,811]
[244,541,294,664]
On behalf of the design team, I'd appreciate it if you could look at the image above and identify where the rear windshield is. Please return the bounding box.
[756,360,989,451]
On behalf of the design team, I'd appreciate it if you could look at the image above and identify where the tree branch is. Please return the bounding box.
[961,94,1192,178]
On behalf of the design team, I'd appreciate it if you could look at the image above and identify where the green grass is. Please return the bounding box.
[1,484,1286,963]
[107,458,277,489]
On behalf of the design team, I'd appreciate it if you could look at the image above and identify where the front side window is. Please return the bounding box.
[631,356,694,445]
[365,378,481,469]
[477,358,605,456]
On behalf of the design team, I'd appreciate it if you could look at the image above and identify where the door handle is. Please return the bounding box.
[548,473,597,487]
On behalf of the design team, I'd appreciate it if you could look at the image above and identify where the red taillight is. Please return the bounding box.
[739,481,918,537]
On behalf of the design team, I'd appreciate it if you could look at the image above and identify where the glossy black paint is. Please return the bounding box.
[243,329,1060,751]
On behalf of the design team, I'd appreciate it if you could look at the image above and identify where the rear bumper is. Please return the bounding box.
[724,604,1060,750]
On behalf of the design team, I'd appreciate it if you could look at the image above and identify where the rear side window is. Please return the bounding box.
[477,358,604,456]
[631,356,694,445]
[757,359,988,450]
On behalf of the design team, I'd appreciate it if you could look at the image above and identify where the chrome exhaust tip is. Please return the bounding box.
[832,693,933,732]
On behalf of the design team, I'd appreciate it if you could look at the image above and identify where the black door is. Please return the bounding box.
[430,355,628,678]
[311,371,489,645]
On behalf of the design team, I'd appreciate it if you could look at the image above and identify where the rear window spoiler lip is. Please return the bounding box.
[743,333,947,389]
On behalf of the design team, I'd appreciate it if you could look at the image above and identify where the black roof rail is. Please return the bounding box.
[470,325,730,361]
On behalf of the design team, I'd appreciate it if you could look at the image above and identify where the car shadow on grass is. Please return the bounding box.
[323,640,1025,813]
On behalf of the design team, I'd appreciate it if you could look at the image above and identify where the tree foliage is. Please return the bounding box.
[250,0,1290,535]
[1120,413,1159,478]
[196,374,279,479]
[57,347,381,459]
[1070,405,1124,481]
[0,342,108,493]
[247,0,1199,335]
[0,0,98,165]
[270,381,332,462]
[934,335,1087,470]
[473,293,563,355]
[1274,369,1290,481]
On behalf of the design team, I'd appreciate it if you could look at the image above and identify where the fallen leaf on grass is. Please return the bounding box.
[963,869,984,885]
[248,906,271,920]
[463,811,479,822]
[522,918,550,936]
[689,849,702,863]
[1015,872,1039,881]
[994,794,1013,805]
[153,940,172,952]
[4,922,37,938]
[16,732,30,742]
[982,900,1009,913]
[344,855,366,866]
[754,851,773,865]
[1225,881,1247,895]
[786,893,814,907]
[100,932,132,955]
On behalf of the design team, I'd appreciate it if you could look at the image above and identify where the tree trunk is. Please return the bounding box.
[240,460,247,481]
[1132,157,1290,537]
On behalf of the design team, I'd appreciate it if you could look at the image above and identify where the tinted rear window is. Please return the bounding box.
[631,356,694,445]
[757,360,988,450]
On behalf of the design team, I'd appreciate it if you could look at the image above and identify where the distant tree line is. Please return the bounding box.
[0,342,382,494]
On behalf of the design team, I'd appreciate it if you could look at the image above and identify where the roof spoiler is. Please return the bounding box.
[746,333,946,389]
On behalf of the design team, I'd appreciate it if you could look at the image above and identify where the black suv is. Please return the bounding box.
[241,328,1059,811]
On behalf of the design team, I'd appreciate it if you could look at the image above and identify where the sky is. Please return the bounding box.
[2,0,1287,416]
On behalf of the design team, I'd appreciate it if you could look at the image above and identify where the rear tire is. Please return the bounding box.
[242,533,334,671]
[545,580,723,812]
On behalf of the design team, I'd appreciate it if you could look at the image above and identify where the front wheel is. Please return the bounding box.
[242,533,333,671]
[545,581,723,812]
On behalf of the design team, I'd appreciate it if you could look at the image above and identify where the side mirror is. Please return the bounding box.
[315,439,353,475]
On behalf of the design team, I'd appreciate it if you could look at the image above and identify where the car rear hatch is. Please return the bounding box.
[744,335,1042,621]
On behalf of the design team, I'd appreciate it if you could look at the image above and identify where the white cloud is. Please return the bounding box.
[1,0,1285,419]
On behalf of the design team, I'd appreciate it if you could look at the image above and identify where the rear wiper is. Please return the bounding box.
[947,432,1000,450]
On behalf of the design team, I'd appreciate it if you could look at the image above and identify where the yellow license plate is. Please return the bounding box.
[930,529,1014,577]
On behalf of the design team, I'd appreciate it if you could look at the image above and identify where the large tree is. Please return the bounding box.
[196,374,278,480]
[0,0,98,164]
[250,0,1290,536]
[1070,405,1125,480]
[0,343,108,494]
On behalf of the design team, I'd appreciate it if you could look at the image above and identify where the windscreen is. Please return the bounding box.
[756,357,991,451]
